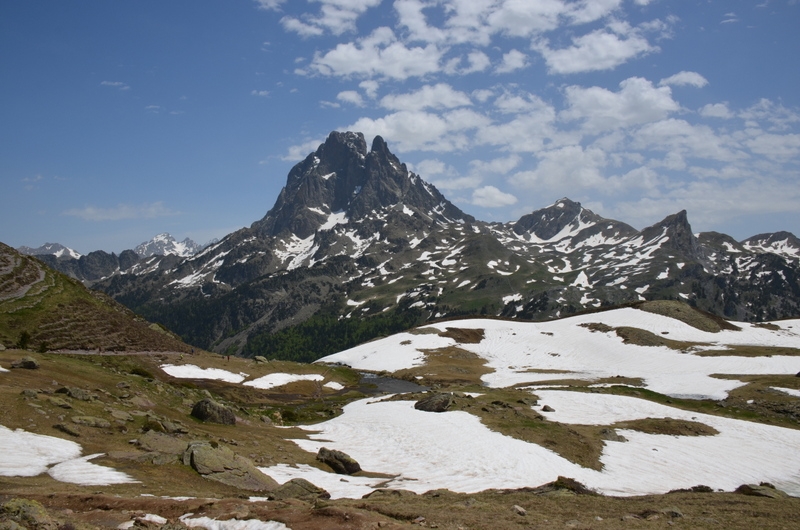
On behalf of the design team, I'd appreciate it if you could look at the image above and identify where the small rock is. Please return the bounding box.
[10,356,39,369]
[599,428,627,442]
[254,356,268,363]
[511,505,527,516]
[47,396,72,409]
[564,520,581,528]
[20,389,39,398]
[317,447,361,475]
[541,405,555,412]
[660,507,684,518]
[53,423,81,437]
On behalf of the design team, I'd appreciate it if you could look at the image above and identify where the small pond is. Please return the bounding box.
[358,372,429,394]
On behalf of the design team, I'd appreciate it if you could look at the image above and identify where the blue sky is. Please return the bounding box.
[2,0,799,253]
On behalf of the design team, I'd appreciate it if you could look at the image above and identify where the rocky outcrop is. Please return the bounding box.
[190,398,236,425]
[414,393,453,413]
[183,441,278,491]
[10,356,39,369]
[316,447,361,475]
[269,478,330,501]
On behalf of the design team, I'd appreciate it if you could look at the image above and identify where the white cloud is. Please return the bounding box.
[744,132,800,160]
[251,90,270,97]
[100,81,130,90]
[281,0,382,36]
[64,202,177,221]
[346,108,488,152]
[304,27,444,80]
[561,77,680,133]
[535,23,656,74]
[359,80,380,99]
[380,83,472,111]
[337,90,365,106]
[471,185,518,207]
[495,49,528,74]
[470,154,522,175]
[658,71,708,88]
[510,145,608,190]
[485,0,565,38]
[283,138,326,161]
[254,0,285,10]
[700,103,733,119]
[632,118,744,163]
[463,51,491,74]
[566,0,623,25]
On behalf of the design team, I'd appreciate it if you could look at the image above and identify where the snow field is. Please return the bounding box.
[0,425,137,485]
[319,309,800,400]
[260,392,800,499]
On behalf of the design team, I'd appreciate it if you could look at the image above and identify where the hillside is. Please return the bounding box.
[0,242,191,353]
[1,301,800,528]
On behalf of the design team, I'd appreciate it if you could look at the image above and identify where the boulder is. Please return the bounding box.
[414,393,453,413]
[137,431,188,455]
[254,356,268,363]
[1,498,56,529]
[190,398,236,425]
[735,483,789,499]
[316,447,361,475]
[183,441,278,491]
[55,387,94,401]
[269,478,330,501]
[10,356,39,369]
[71,416,111,428]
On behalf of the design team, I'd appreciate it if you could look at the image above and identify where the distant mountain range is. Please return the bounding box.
[17,233,210,283]
[15,131,800,359]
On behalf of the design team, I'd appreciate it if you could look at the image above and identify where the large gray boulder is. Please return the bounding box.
[414,393,453,412]
[316,447,361,475]
[10,356,39,369]
[183,441,278,491]
[190,398,236,425]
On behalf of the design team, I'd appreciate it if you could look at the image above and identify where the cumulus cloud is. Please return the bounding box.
[658,71,709,88]
[380,83,472,111]
[699,103,734,119]
[495,49,528,74]
[561,77,680,134]
[254,0,285,10]
[510,145,608,190]
[303,27,444,80]
[251,90,270,97]
[337,90,365,106]
[472,185,518,207]
[535,23,656,74]
[64,202,177,221]
[281,0,382,36]
[346,108,488,152]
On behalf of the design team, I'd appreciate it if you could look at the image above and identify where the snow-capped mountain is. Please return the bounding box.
[17,242,82,259]
[89,131,800,357]
[134,233,202,258]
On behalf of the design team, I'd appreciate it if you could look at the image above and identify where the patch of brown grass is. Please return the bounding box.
[614,417,719,436]
[693,345,800,357]
[393,346,493,386]
[437,327,485,344]
[637,299,741,332]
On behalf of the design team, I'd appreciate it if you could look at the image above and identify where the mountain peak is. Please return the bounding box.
[134,233,201,258]
[253,131,472,238]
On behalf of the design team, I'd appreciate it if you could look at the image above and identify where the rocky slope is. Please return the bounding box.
[0,242,191,352]
[82,131,800,357]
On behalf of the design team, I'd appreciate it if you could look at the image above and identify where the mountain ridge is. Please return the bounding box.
[20,131,800,358]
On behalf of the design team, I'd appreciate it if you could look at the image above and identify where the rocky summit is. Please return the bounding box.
[30,131,800,359]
